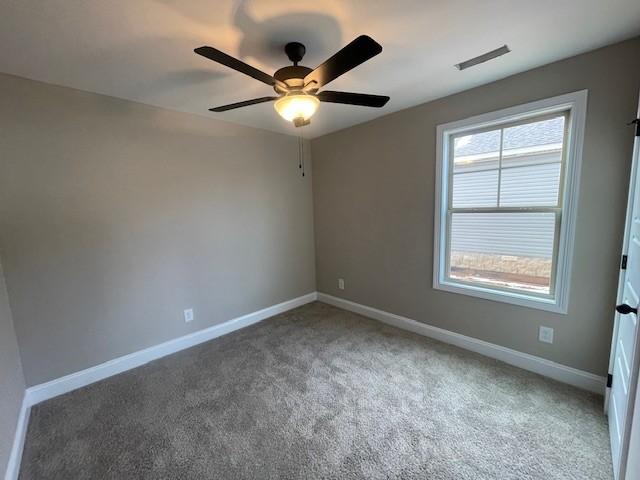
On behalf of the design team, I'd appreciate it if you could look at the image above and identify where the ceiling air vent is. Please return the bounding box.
[455,45,511,70]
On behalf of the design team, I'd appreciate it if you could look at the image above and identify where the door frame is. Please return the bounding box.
[607,97,640,480]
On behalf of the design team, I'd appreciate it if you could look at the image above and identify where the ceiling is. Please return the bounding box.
[1,1,639,139]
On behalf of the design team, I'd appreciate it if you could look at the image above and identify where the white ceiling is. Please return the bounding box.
[1,0,639,138]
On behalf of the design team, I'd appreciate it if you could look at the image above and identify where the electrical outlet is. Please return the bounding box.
[338,278,345,290]
[539,326,554,344]
[184,308,194,323]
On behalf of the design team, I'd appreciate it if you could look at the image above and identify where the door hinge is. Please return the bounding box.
[621,254,628,270]
[607,373,613,388]
[629,118,640,137]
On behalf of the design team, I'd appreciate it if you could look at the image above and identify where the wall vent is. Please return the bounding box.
[455,45,511,70]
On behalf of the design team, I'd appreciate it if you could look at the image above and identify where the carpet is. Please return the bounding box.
[19,301,611,479]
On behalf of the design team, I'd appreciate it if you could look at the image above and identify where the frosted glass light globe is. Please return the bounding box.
[274,94,320,122]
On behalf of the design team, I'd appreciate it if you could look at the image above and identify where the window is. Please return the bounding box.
[433,91,587,313]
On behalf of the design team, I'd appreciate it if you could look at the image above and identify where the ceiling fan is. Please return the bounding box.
[194,35,390,127]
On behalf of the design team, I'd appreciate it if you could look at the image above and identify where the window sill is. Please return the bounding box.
[434,278,568,314]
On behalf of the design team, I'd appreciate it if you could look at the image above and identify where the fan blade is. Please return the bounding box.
[304,36,382,89]
[195,46,286,89]
[209,96,278,112]
[317,91,389,108]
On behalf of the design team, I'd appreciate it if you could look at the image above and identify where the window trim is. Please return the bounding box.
[433,90,587,314]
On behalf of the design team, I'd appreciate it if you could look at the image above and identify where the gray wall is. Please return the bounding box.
[311,37,640,376]
[0,73,316,386]
[0,259,25,475]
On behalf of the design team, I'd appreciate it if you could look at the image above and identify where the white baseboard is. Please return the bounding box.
[25,292,317,407]
[4,394,30,480]
[318,293,606,394]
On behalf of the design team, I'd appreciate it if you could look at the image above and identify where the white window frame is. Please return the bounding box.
[433,90,587,314]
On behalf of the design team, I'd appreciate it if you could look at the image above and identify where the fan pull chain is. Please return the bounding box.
[301,135,305,177]
[298,134,305,177]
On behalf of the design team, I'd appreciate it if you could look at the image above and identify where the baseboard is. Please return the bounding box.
[317,293,606,394]
[25,292,318,407]
[4,393,30,480]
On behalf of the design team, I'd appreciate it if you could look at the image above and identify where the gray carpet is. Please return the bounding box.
[20,302,611,479]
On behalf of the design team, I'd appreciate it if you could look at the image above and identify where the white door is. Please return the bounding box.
[608,104,640,480]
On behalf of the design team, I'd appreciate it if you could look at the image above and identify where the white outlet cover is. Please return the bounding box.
[184,308,194,323]
[539,326,554,344]
[338,278,345,290]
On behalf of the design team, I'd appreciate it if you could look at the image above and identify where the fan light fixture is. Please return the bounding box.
[274,93,320,126]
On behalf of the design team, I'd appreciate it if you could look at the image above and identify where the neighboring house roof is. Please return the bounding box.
[454,116,565,157]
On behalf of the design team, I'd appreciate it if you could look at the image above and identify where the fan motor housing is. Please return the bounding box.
[273,65,313,92]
